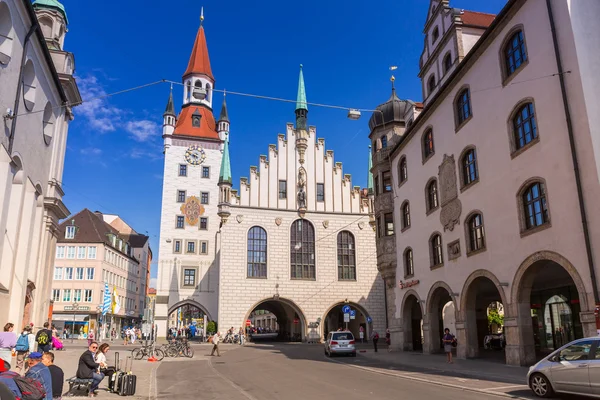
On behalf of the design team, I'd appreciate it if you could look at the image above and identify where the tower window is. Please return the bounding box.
[432,26,440,43]
[192,115,201,128]
[316,183,325,202]
[279,180,287,199]
[179,164,187,177]
[202,166,210,178]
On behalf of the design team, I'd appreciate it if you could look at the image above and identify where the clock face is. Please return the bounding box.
[184,145,206,165]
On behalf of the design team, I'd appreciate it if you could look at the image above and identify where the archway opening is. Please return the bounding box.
[464,276,505,362]
[402,294,423,352]
[323,303,369,343]
[245,298,305,342]
[428,287,454,353]
[167,302,208,341]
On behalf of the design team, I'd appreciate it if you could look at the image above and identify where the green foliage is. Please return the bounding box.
[488,308,504,327]
[207,321,217,334]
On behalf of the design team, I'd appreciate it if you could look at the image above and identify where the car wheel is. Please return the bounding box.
[530,373,554,398]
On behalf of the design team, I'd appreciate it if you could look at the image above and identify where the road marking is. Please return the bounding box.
[482,385,529,391]
[148,364,158,400]
[208,357,258,400]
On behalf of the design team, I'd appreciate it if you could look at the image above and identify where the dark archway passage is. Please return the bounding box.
[427,286,454,354]
[244,298,306,342]
[166,301,209,339]
[323,302,370,342]
[402,294,423,351]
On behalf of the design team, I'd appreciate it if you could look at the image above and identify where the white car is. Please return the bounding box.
[324,331,356,357]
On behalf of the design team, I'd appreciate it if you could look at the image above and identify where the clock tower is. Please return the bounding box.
[155,10,224,335]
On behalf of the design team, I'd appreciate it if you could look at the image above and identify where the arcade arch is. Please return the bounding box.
[243,297,306,342]
[401,291,423,351]
[426,282,456,353]
[322,302,371,342]
[166,299,212,338]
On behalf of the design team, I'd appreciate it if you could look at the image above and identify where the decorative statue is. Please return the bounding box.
[297,185,306,209]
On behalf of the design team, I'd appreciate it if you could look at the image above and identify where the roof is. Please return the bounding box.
[369,88,415,131]
[126,234,149,248]
[219,135,232,184]
[32,0,68,24]
[460,10,495,28]
[172,105,219,140]
[164,89,175,117]
[183,25,214,79]
[218,96,229,122]
[296,65,307,111]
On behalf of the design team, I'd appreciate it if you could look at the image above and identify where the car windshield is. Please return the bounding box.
[332,333,353,341]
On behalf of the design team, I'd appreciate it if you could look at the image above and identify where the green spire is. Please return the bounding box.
[163,86,175,117]
[219,94,229,122]
[295,64,307,111]
[367,145,373,194]
[219,135,232,185]
[32,0,69,24]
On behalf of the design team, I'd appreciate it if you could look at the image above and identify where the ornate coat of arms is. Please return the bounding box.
[438,154,462,231]
[180,196,204,226]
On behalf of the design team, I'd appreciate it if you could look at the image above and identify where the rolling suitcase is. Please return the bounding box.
[108,351,120,393]
[118,356,137,396]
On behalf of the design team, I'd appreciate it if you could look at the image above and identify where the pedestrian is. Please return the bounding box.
[63,328,68,340]
[442,328,456,364]
[35,322,53,353]
[15,325,35,374]
[0,323,16,369]
[385,329,391,352]
[110,328,116,343]
[25,352,53,400]
[87,329,95,346]
[42,352,64,400]
[371,330,379,353]
[210,331,221,357]
[359,326,364,343]
[238,327,245,346]
[76,342,103,397]
[123,328,129,345]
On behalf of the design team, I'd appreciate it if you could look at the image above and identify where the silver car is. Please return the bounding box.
[527,337,600,398]
[324,331,356,357]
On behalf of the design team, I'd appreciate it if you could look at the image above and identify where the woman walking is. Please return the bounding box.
[442,328,455,364]
[385,329,391,352]
[0,323,17,369]
[14,326,34,373]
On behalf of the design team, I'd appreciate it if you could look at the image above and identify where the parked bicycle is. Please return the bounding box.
[131,341,165,361]
[160,337,194,358]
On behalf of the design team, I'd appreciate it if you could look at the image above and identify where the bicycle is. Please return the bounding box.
[161,338,194,358]
[131,342,165,361]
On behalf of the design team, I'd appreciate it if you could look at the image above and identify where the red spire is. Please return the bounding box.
[183,25,214,80]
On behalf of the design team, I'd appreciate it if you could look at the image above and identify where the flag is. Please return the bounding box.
[112,286,121,315]
[101,283,111,316]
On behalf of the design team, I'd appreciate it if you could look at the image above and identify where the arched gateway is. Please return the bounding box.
[244,297,307,342]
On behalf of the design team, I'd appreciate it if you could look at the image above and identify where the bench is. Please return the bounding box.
[65,377,94,397]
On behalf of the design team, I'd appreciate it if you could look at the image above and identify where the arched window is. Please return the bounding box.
[205,83,212,102]
[247,226,267,278]
[398,157,407,184]
[186,80,192,101]
[0,1,14,64]
[430,234,443,267]
[456,88,471,125]
[443,52,453,74]
[291,219,315,279]
[466,213,485,253]
[513,102,537,150]
[422,129,434,160]
[404,248,414,277]
[426,179,439,212]
[381,135,388,149]
[401,201,410,230]
[504,30,527,77]
[522,182,549,229]
[432,26,440,43]
[427,75,436,95]
[337,231,356,281]
[461,148,478,186]
[22,59,36,111]
[42,102,55,145]
[39,16,52,39]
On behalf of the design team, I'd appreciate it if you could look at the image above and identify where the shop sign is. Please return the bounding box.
[398,279,419,290]
[64,306,90,311]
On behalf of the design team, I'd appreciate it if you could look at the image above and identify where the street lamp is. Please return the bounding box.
[71,302,79,343]
[96,306,103,340]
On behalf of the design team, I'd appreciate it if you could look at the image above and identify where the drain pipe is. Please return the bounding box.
[546,0,599,308]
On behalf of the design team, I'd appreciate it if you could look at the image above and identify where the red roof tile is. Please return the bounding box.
[183,25,214,79]
[461,10,495,29]
[173,105,219,140]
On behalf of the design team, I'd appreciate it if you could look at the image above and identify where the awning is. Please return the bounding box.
[52,314,89,322]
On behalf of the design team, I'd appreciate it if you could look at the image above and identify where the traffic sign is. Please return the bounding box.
[343,313,350,323]
[245,319,252,327]
[342,305,351,314]
[367,316,372,323]
[350,310,356,320]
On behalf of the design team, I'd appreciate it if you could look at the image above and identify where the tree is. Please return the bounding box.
[487,308,504,328]
[207,321,217,334]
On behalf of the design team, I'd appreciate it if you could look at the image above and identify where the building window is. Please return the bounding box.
[456,88,471,126]
[467,213,486,253]
[401,201,411,230]
[523,182,549,229]
[86,268,94,280]
[65,226,76,239]
[443,52,452,74]
[192,114,201,128]
[423,129,434,160]
[374,176,380,195]
[77,246,86,259]
[426,179,439,212]
[186,240,196,254]
[183,269,196,287]
[513,102,537,150]
[173,240,182,253]
[384,212,394,236]
[62,289,71,302]
[84,289,93,302]
[67,246,76,259]
[201,192,209,204]
[432,26,440,43]
[382,171,392,192]
[202,166,210,178]
[87,247,97,259]
[316,183,325,202]
[404,248,414,277]
[52,289,60,302]
[278,180,287,199]
[200,217,208,230]
[337,231,356,281]
[290,219,316,280]
[504,30,527,77]
[56,246,65,259]
[54,267,62,280]
[461,148,478,187]
[177,190,186,203]
[176,215,185,229]
[430,234,444,267]
[247,226,267,278]
[200,241,208,254]
[73,289,82,302]
[179,164,187,177]
[75,267,84,280]
[398,157,407,184]
[427,75,436,95]
[381,135,388,149]
[64,267,73,280]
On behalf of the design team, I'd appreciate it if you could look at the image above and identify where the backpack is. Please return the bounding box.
[36,331,49,345]
[15,333,29,352]
[13,376,46,400]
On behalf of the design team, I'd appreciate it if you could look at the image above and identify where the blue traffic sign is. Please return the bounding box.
[342,305,351,314]
[350,310,356,317]
[367,316,372,323]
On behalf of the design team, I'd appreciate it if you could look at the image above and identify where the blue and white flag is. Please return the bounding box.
[102,283,111,316]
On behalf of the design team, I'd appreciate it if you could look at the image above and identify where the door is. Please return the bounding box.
[588,340,600,395]
[550,339,594,395]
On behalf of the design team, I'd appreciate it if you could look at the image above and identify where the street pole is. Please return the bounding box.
[71,303,79,343]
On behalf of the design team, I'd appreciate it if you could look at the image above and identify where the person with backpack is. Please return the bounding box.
[0,323,17,370]
[15,326,35,374]
[24,352,52,400]
[35,323,52,354]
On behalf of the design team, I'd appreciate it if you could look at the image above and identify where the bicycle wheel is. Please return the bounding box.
[165,346,178,358]
[132,348,145,360]
[152,348,165,361]
[183,346,194,358]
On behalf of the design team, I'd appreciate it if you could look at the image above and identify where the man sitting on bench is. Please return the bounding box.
[76,342,103,397]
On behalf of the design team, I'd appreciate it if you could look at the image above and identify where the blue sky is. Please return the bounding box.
[59,0,507,286]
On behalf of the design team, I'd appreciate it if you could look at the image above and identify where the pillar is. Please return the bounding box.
[455,321,467,359]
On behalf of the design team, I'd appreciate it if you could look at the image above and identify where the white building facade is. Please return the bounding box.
[0,0,80,331]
